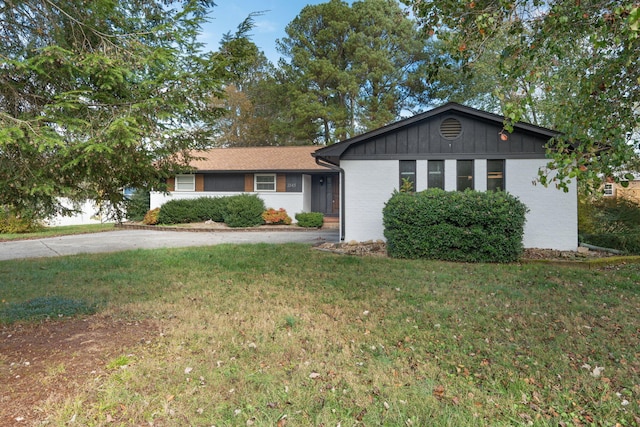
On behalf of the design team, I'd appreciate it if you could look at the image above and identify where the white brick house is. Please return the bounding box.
[313,103,578,251]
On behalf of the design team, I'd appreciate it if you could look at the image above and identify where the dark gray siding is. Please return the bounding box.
[203,173,245,191]
[342,112,549,160]
[285,174,302,192]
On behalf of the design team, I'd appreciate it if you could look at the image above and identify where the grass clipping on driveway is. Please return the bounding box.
[1,244,639,426]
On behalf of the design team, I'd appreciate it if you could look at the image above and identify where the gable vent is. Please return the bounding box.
[440,118,462,140]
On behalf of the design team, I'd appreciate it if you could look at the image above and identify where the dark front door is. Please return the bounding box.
[311,174,339,216]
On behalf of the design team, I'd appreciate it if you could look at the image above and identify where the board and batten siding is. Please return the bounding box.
[341,158,577,251]
[341,113,548,160]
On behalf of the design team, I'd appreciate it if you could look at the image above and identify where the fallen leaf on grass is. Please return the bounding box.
[433,385,445,400]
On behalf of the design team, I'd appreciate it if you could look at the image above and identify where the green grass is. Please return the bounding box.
[0,223,115,241]
[0,295,96,323]
[1,244,639,426]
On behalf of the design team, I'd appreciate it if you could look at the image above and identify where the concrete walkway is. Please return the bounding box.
[0,229,340,261]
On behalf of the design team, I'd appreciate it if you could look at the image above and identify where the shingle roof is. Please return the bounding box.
[188,146,329,172]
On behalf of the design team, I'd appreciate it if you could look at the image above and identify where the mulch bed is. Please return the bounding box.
[314,240,633,266]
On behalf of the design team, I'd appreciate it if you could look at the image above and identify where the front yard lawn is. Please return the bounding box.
[1,244,638,426]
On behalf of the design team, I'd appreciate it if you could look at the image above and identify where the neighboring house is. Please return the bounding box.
[313,102,578,251]
[603,176,640,204]
[151,146,339,220]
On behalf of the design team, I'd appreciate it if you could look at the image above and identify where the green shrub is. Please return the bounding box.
[223,194,266,227]
[295,212,324,228]
[157,197,233,224]
[0,296,96,324]
[143,208,160,225]
[0,206,43,233]
[383,189,528,263]
[125,190,150,222]
[192,196,228,222]
[157,199,200,224]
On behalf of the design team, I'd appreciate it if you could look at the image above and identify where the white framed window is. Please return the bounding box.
[255,174,276,192]
[175,174,195,191]
[603,183,614,197]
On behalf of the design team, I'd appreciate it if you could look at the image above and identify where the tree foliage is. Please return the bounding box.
[277,0,437,144]
[404,0,640,190]
[212,17,289,147]
[0,0,229,220]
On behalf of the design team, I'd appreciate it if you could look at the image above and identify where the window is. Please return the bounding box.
[457,160,474,191]
[487,160,505,191]
[175,174,195,191]
[399,160,416,191]
[255,174,276,191]
[428,160,445,189]
[603,183,614,197]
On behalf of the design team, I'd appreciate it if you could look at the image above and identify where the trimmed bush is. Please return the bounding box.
[383,189,528,263]
[295,212,324,228]
[157,197,230,224]
[157,199,199,224]
[143,208,160,225]
[262,208,292,225]
[192,196,229,222]
[223,194,266,227]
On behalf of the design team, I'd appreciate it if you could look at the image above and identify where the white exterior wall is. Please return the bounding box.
[46,199,113,226]
[474,160,488,192]
[150,191,307,222]
[341,158,577,250]
[505,159,577,250]
[342,160,398,242]
[444,160,457,191]
[416,161,428,192]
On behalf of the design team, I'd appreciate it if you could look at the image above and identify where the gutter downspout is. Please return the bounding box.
[315,156,345,241]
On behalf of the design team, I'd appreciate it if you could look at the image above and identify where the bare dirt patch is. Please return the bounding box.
[0,315,158,426]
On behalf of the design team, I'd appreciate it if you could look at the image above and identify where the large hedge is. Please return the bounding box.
[157,196,236,225]
[383,189,528,263]
[157,199,200,224]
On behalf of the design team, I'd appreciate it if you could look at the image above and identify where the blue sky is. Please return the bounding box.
[198,1,351,63]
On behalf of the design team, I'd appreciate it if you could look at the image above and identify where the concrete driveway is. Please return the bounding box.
[0,229,340,261]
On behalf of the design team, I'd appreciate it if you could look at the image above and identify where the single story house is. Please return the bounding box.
[313,102,578,251]
[151,146,340,220]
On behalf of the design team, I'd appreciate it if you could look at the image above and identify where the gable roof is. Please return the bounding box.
[188,146,330,173]
[313,102,559,165]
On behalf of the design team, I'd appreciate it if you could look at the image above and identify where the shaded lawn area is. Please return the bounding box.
[1,243,639,426]
[0,223,115,241]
